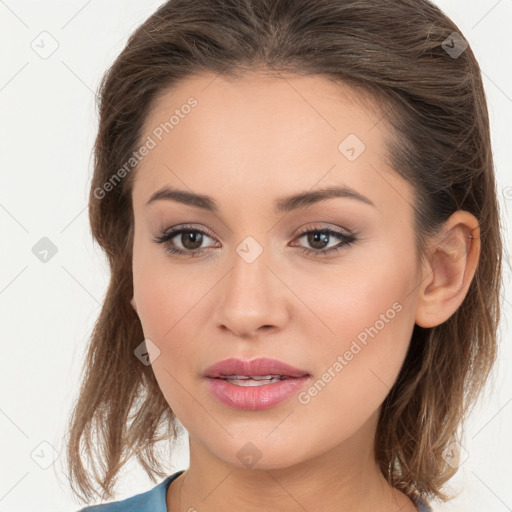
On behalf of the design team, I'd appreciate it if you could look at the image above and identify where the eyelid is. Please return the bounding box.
[294,222,354,237]
[161,223,216,239]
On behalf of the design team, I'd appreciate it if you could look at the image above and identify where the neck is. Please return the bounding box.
[167,414,417,512]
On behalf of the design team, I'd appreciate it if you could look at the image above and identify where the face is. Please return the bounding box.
[130,72,421,470]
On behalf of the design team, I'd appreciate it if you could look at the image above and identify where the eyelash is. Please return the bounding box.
[152,223,358,258]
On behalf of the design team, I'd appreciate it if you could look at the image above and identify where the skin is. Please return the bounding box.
[129,72,481,512]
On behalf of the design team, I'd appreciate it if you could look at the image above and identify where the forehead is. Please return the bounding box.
[132,71,409,213]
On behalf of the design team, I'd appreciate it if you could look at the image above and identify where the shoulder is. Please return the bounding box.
[74,471,185,512]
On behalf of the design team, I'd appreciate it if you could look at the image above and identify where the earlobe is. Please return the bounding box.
[415,211,480,328]
[130,297,137,313]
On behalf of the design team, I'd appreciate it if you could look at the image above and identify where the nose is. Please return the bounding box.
[213,244,289,339]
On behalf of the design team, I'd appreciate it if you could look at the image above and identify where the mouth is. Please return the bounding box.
[203,357,311,410]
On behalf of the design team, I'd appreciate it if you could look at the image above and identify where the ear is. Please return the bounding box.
[130,297,138,313]
[415,210,480,328]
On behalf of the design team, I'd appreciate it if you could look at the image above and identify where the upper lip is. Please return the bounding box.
[203,357,310,379]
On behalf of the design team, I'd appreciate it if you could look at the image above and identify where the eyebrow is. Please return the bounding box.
[145,185,376,213]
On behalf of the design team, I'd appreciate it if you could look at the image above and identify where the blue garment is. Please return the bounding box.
[414,496,433,512]
[77,469,432,511]
[77,470,185,512]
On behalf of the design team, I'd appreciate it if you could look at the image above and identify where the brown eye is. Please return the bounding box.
[152,225,218,257]
[179,230,205,251]
[292,226,358,257]
[305,231,330,250]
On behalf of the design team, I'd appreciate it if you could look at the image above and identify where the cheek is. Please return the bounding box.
[132,242,208,341]
[132,258,203,413]
[292,305,414,447]
[132,253,214,401]
[295,248,417,426]
[294,254,414,348]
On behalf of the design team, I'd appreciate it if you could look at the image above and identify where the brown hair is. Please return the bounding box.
[64,0,504,506]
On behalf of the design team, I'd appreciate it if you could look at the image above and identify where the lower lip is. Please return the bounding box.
[205,376,310,410]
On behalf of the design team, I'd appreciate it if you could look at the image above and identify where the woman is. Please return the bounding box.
[66,0,504,510]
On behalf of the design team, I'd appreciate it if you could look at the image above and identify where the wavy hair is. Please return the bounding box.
[64,0,504,505]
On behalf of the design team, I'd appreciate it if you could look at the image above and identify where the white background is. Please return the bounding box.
[1,1,511,511]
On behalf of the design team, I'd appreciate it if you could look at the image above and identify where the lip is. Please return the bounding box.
[203,358,311,411]
[203,357,310,379]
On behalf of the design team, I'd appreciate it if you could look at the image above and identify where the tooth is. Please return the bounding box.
[221,374,284,380]
[225,377,283,386]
